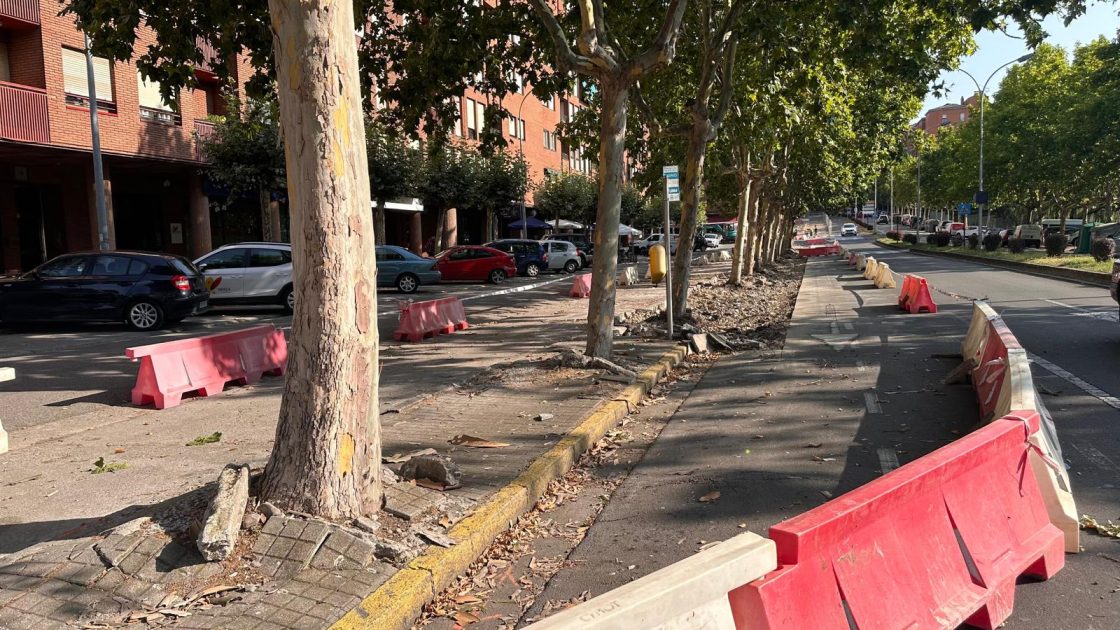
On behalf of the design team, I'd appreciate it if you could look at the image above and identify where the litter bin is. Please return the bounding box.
[1077,223,1096,254]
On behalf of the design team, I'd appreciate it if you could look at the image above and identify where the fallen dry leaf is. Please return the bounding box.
[699,491,721,503]
[113,448,126,454]
[455,611,481,625]
[450,435,511,448]
[454,595,483,605]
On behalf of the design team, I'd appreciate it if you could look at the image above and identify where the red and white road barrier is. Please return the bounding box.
[126,325,287,409]
[569,273,592,298]
[961,301,1079,551]
[393,297,469,342]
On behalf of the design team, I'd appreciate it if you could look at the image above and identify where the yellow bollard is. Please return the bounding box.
[649,244,668,285]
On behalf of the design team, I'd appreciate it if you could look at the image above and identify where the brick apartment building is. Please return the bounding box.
[0,0,598,272]
[0,0,270,273]
[384,77,596,250]
[912,93,980,135]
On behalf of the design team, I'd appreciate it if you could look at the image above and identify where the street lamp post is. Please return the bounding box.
[84,34,110,251]
[516,91,531,239]
[957,53,1034,233]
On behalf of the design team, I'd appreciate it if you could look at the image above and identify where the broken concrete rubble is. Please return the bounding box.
[197,464,250,561]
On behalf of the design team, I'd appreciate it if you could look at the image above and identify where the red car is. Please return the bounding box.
[434,246,518,284]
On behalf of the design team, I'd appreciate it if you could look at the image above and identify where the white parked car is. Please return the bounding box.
[540,240,583,273]
[635,233,679,255]
[195,242,294,312]
[703,232,722,248]
[841,223,858,237]
[952,226,981,238]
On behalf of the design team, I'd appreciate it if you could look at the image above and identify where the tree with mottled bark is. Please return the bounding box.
[66,0,383,520]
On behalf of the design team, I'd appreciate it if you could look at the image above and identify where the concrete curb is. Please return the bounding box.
[878,240,1112,288]
[331,344,691,630]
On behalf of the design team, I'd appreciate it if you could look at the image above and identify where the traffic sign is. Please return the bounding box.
[956,202,973,216]
[666,182,680,202]
[974,190,988,205]
[663,165,679,176]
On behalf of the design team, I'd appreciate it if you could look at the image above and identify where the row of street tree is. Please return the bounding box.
[887,38,1120,232]
[62,0,1099,520]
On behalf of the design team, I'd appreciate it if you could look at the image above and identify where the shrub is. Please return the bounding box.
[1044,233,1068,256]
[1008,237,1026,254]
[967,234,980,250]
[950,233,965,247]
[885,230,901,241]
[1090,237,1116,262]
[902,233,918,245]
[932,231,952,247]
[982,233,1001,252]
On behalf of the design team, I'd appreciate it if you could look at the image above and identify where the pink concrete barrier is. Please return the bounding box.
[393,297,469,342]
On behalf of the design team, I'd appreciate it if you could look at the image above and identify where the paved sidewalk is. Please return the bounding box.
[0,261,727,628]
[523,250,990,622]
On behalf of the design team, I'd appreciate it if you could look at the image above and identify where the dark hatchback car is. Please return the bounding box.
[0,251,210,331]
[485,239,549,277]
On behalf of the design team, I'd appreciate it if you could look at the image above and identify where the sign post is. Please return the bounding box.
[662,165,679,339]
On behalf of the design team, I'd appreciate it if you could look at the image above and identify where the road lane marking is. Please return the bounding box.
[877,447,900,472]
[1069,442,1118,472]
[1042,299,1120,323]
[864,391,882,414]
[458,274,575,302]
[1027,352,1120,411]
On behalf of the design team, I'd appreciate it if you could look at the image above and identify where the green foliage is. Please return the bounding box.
[186,432,222,446]
[1008,237,1026,253]
[534,173,597,226]
[1090,237,1116,262]
[419,140,475,214]
[91,457,127,474]
[903,233,919,245]
[197,96,285,199]
[465,151,529,217]
[367,120,423,202]
[932,231,952,247]
[983,233,1002,251]
[1044,233,1069,256]
[620,184,645,227]
[967,234,981,249]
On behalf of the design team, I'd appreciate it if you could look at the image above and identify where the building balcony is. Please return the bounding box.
[0,81,49,144]
[0,0,40,28]
[193,118,216,161]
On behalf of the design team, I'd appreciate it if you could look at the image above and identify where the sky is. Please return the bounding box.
[919,1,1120,117]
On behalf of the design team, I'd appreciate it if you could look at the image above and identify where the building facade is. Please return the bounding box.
[0,1,599,272]
[0,0,256,273]
[912,93,979,136]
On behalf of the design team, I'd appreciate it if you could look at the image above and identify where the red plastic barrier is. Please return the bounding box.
[796,243,841,258]
[393,297,469,342]
[126,325,287,409]
[899,274,938,314]
[569,273,592,298]
[730,413,1064,630]
[847,252,857,266]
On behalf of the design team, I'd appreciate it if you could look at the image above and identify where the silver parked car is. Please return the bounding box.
[540,240,583,273]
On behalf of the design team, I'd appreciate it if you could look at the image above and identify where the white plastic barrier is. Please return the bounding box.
[525,533,776,629]
[618,266,639,286]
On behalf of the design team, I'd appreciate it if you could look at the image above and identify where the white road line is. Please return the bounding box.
[459,274,574,302]
[1069,442,1118,472]
[864,391,882,414]
[1043,299,1120,322]
[1027,352,1120,411]
[877,447,900,472]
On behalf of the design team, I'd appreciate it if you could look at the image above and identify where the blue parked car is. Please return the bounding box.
[485,239,549,277]
[375,245,441,293]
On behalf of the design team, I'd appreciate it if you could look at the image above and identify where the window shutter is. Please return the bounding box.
[475,101,485,132]
[62,47,112,101]
[137,71,173,111]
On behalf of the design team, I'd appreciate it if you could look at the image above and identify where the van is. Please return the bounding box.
[1013,225,1042,249]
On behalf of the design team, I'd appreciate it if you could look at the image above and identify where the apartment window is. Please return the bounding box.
[62,47,116,113]
[452,97,463,137]
[137,70,181,126]
[939,114,949,126]
[507,116,525,140]
[543,129,557,151]
[959,112,966,122]
[542,94,555,110]
[0,42,9,83]
[465,97,478,139]
[475,100,485,137]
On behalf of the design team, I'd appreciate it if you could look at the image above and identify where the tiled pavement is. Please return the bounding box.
[0,342,672,628]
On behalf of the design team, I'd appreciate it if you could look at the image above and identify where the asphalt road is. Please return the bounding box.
[524,230,1120,629]
[0,270,583,431]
